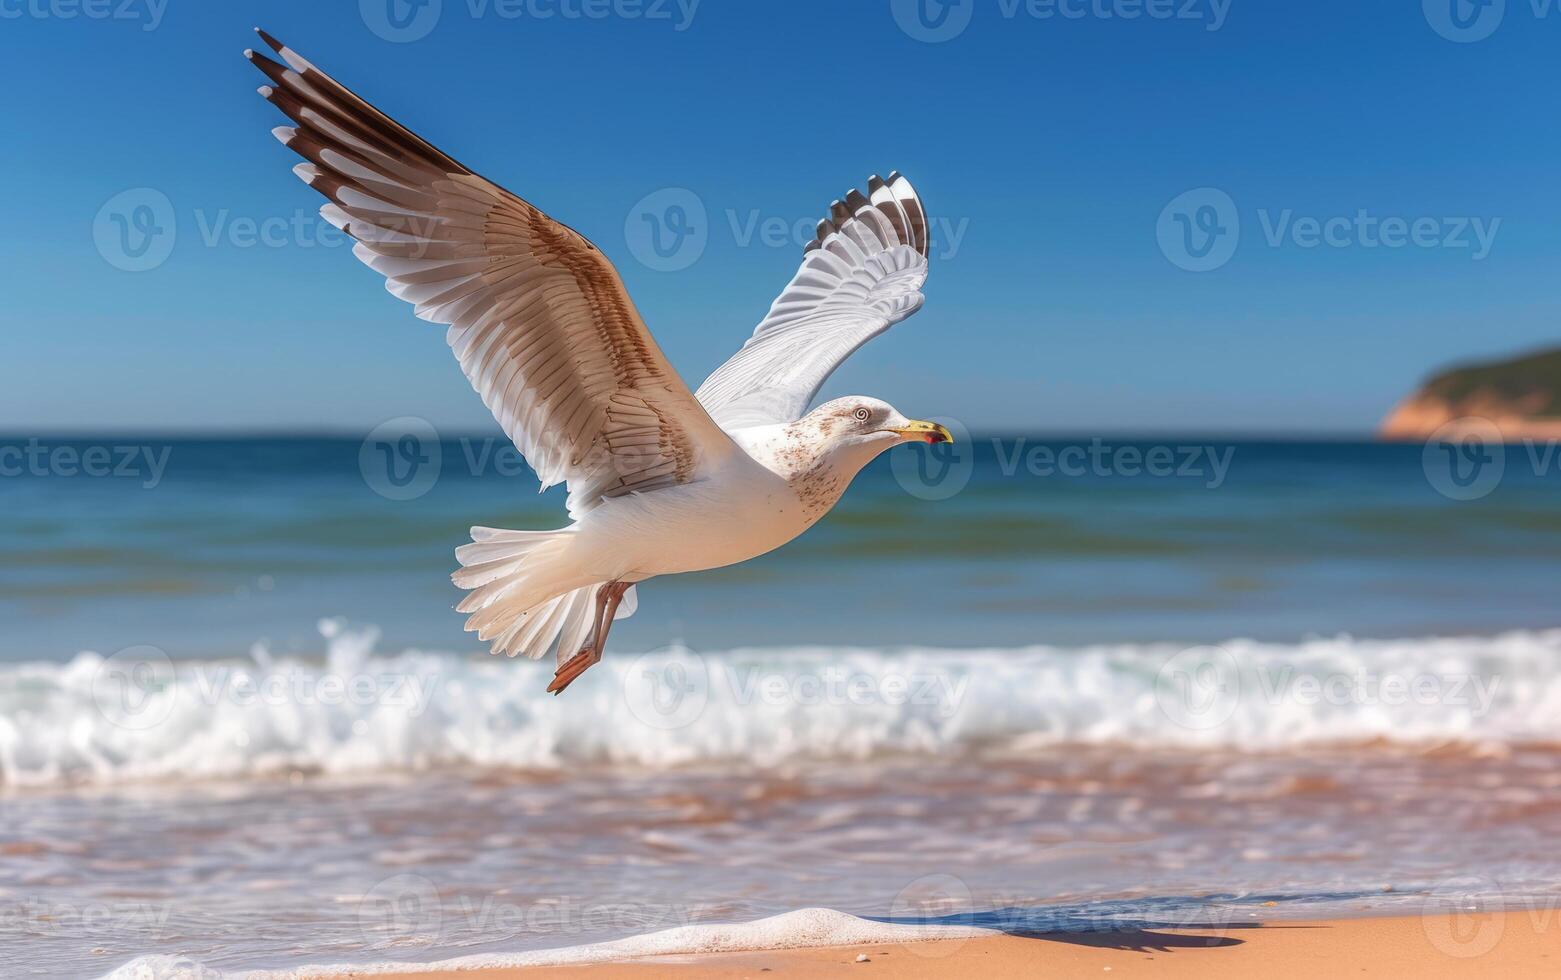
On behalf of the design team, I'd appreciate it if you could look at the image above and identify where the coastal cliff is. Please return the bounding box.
[1380,347,1561,441]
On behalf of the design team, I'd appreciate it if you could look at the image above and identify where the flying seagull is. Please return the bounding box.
[245,30,951,693]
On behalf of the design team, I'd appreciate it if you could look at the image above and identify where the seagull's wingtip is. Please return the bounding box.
[254,27,285,52]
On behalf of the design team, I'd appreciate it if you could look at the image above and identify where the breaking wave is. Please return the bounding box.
[5,621,1560,787]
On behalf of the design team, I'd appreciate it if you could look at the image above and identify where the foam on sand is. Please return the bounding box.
[101,908,995,978]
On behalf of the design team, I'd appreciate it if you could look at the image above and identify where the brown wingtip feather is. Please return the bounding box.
[254,27,285,54]
[804,172,929,259]
[247,48,290,88]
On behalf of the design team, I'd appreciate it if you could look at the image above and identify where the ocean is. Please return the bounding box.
[3,434,1559,977]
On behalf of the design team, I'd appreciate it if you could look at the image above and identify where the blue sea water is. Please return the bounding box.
[2,434,1558,662]
[3,433,1561,977]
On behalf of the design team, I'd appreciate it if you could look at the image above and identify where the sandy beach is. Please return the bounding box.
[327,912,1557,979]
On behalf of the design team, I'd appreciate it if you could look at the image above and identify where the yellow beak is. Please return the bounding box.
[890,420,954,445]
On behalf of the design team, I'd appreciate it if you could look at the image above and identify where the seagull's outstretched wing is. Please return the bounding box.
[695,173,931,431]
[246,30,734,517]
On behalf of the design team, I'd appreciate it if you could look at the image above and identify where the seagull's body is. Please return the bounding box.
[247,30,951,692]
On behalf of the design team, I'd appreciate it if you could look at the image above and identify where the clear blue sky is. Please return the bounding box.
[2,1,1557,435]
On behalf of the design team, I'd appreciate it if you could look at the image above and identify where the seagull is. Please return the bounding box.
[246,30,952,694]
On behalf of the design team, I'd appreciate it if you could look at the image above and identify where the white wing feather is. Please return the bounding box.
[695,173,931,430]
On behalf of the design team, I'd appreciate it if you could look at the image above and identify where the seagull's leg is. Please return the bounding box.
[589,583,630,666]
[547,582,628,695]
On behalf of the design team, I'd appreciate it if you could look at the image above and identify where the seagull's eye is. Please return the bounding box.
[853,407,871,422]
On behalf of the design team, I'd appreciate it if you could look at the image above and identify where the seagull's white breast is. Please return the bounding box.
[566,443,823,583]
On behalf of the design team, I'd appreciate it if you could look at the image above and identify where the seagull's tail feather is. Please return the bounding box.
[451,527,635,662]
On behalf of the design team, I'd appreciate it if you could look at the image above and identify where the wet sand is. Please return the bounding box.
[327,910,1558,979]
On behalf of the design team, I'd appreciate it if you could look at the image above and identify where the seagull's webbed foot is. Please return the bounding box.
[547,649,596,695]
[546,581,630,696]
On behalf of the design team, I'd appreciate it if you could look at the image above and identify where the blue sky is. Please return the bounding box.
[2,0,1557,434]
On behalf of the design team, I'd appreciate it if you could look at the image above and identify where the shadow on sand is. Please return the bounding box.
[866,889,1374,952]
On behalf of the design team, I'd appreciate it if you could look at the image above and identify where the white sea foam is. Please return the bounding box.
[8,622,1561,787]
[101,908,996,979]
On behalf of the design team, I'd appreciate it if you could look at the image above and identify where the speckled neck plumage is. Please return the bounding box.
[777,413,856,522]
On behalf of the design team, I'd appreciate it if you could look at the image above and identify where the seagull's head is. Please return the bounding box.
[796,396,953,470]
